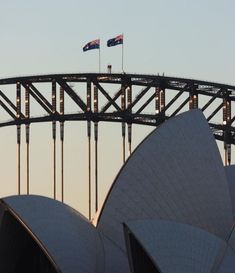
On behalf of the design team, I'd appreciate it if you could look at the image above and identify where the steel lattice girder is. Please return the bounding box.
[0,73,234,144]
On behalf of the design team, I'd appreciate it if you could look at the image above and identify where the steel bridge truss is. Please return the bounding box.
[0,73,234,219]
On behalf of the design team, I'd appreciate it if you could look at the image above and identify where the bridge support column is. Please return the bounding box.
[60,122,64,202]
[26,125,30,194]
[127,86,132,155]
[160,89,165,114]
[25,84,30,194]
[52,80,57,199]
[94,85,99,213]
[87,80,92,220]
[87,121,91,219]
[52,122,56,199]
[122,122,126,163]
[60,86,65,203]
[121,85,126,162]
[223,94,231,166]
[155,87,165,112]
[16,82,21,195]
[155,87,160,114]
[17,125,21,195]
[189,87,198,109]
[155,86,165,123]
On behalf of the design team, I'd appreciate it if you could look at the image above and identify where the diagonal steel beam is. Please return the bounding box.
[93,81,121,111]
[170,97,190,117]
[22,83,52,114]
[231,115,235,124]
[136,93,156,114]
[29,90,52,114]
[0,90,17,112]
[127,85,152,110]
[201,89,222,112]
[0,90,25,118]
[0,99,17,119]
[101,87,123,113]
[26,83,53,111]
[161,90,184,113]
[57,80,87,112]
[207,102,223,121]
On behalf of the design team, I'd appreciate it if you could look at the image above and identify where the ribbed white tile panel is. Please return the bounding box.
[2,195,104,273]
[125,219,226,273]
[97,110,233,250]
[225,165,235,219]
[99,232,131,273]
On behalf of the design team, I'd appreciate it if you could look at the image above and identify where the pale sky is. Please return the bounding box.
[0,0,234,218]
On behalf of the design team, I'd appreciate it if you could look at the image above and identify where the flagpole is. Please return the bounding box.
[122,33,124,72]
[99,39,101,73]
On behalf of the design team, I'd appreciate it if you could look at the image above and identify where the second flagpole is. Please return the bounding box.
[99,39,101,73]
[122,34,124,72]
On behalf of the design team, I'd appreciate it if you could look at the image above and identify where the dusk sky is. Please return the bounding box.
[0,0,234,218]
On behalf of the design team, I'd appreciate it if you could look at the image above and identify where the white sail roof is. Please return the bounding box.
[1,195,104,273]
[124,219,226,273]
[97,110,233,250]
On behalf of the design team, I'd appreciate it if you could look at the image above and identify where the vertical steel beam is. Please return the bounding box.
[87,122,91,219]
[223,97,228,165]
[25,85,30,194]
[26,131,30,195]
[227,143,231,165]
[52,123,56,199]
[189,86,198,110]
[160,88,165,114]
[189,92,193,110]
[87,80,92,220]
[94,85,99,212]
[94,85,99,213]
[94,123,98,212]
[122,122,126,163]
[121,85,126,163]
[128,124,132,155]
[17,125,21,195]
[193,93,198,109]
[52,80,57,199]
[223,92,231,165]
[155,86,160,114]
[60,86,64,202]
[156,86,165,115]
[16,82,21,195]
[60,122,64,201]
[127,86,132,155]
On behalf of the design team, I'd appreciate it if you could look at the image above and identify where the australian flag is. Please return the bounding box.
[107,34,123,47]
[83,39,100,52]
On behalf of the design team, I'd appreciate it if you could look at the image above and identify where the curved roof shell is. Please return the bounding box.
[225,165,235,219]
[97,110,233,250]
[0,195,104,273]
[99,233,131,273]
[124,219,227,273]
[217,246,235,273]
